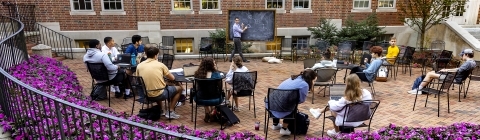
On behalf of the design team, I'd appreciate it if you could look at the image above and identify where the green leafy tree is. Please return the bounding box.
[307,18,341,46]
[399,0,456,50]
[336,14,386,49]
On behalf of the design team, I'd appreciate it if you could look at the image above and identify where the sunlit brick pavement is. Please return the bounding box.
[64,58,480,139]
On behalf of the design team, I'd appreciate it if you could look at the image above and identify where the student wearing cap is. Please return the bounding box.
[408,49,476,94]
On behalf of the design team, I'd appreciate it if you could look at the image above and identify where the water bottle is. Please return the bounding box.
[333,59,337,67]
[131,53,136,66]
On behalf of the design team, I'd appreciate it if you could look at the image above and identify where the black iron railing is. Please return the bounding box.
[4,2,74,59]
[0,15,202,140]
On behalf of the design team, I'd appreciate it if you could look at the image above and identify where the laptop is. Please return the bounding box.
[182,65,199,78]
[116,54,131,64]
[329,84,346,101]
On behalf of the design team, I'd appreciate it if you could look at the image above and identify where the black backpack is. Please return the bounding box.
[214,105,240,130]
[137,105,162,121]
[287,112,310,135]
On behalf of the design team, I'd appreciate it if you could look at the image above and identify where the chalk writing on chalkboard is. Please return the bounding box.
[227,10,276,42]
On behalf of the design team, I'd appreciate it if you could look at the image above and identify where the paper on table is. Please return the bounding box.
[169,68,183,73]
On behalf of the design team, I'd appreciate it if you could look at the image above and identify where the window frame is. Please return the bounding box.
[200,0,220,10]
[377,0,395,9]
[352,0,371,9]
[70,0,94,11]
[172,0,194,10]
[101,0,124,11]
[174,38,194,54]
[292,0,311,9]
[265,0,285,9]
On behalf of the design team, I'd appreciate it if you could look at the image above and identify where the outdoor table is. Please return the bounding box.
[335,64,359,83]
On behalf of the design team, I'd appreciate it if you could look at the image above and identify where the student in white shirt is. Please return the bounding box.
[100,37,123,96]
[101,37,120,62]
[310,74,373,136]
[224,56,249,111]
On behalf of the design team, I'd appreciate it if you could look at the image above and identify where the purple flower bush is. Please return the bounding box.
[5,55,264,140]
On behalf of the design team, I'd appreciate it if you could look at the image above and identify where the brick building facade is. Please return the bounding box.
[2,0,479,55]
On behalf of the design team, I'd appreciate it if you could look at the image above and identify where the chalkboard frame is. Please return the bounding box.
[226,9,277,43]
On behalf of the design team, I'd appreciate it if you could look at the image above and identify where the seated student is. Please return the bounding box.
[384,37,399,65]
[136,47,183,119]
[193,57,223,122]
[408,49,476,94]
[349,46,384,82]
[266,69,317,136]
[310,74,373,136]
[224,56,249,111]
[125,35,145,74]
[83,39,131,98]
[100,37,123,96]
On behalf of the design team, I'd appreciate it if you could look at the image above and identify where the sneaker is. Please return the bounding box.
[309,108,322,119]
[407,89,418,94]
[110,86,116,93]
[279,128,291,136]
[165,111,180,119]
[327,129,338,137]
[271,124,283,130]
[233,106,240,112]
[409,89,422,95]
[176,102,183,107]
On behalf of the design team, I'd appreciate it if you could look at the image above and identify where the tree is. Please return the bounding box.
[399,0,456,50]
[336,14,386,49]
[307,18,340,46]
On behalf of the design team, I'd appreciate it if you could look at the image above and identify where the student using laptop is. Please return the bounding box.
[309,74,372,136]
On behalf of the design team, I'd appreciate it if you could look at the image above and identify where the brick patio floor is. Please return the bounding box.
[64,58,480,139]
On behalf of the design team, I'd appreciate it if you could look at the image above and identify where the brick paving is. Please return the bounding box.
[64,58,480,139]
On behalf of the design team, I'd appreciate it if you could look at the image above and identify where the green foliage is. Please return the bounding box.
[398,0,457,49]
[209,28,226,40]
[307,18,340,46]
[337,14,386,43]
[308,14,385,49]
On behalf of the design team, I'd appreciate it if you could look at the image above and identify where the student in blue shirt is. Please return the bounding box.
[349,46,383,82]
[125,35,145,72]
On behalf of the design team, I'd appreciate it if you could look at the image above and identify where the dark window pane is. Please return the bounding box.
[104,2,110,9]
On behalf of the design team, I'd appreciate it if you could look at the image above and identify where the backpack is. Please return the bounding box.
[213,105,240,130]
[287,112,310,135]
[90,85,107,101]
[137,105,162,121]
[375,66,388,82]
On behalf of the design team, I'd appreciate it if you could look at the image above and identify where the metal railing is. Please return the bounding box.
[0,15,202,140]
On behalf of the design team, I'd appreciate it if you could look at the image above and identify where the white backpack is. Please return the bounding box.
[376,66,388,82]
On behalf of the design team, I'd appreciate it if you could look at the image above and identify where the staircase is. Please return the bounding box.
[463,28,480,42]
[24,29,68,61]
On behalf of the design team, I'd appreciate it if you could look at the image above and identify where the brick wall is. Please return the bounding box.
[478,7,480,24]
[10,0,405,31]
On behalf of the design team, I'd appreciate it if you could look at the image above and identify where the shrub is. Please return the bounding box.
[5,55,264,139]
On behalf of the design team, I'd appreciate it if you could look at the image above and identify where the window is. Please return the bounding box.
[453,0,466,16]
[201,0,219,10]
[292,36,310,50]
[378,0,394,8]
[353,0,370,9]
[266,0,284,9]
[76,40,90,48]
[442,5,451,18]
[71,0,93,11]
[173,0,192,10]
[293,0,310,9]
[102,0,123,10]
[175,38,194,53]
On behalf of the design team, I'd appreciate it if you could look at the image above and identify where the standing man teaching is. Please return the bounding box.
[231,17,250,62]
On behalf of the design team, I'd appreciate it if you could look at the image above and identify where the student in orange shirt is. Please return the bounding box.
[384,37,399,65]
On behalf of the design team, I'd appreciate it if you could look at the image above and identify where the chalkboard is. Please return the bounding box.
[227,10,276,42]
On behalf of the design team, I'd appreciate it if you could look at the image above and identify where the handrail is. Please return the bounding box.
[0,15,203,140]
[29,22,75,59]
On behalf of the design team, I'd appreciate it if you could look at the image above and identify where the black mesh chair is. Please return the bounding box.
[464,61,480,98]
[312,68,337,103]
[321,100,380,137]
[129,76,171,122]
[264,88,300,140]
[413,72,456,117]
[314,40,329,59]
[379,42,390,55]
[303,58,316,69]
[359,53,372,67]
[192,78,224,130]
[396,46,415,76]
[160,54,175,70]
[85,62,115,107]
[356,59,384,97]
[450,69,474,102]
[199,37,214,59]
[230,71,258,117]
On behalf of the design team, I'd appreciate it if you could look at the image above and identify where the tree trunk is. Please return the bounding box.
[419,29,426,52]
